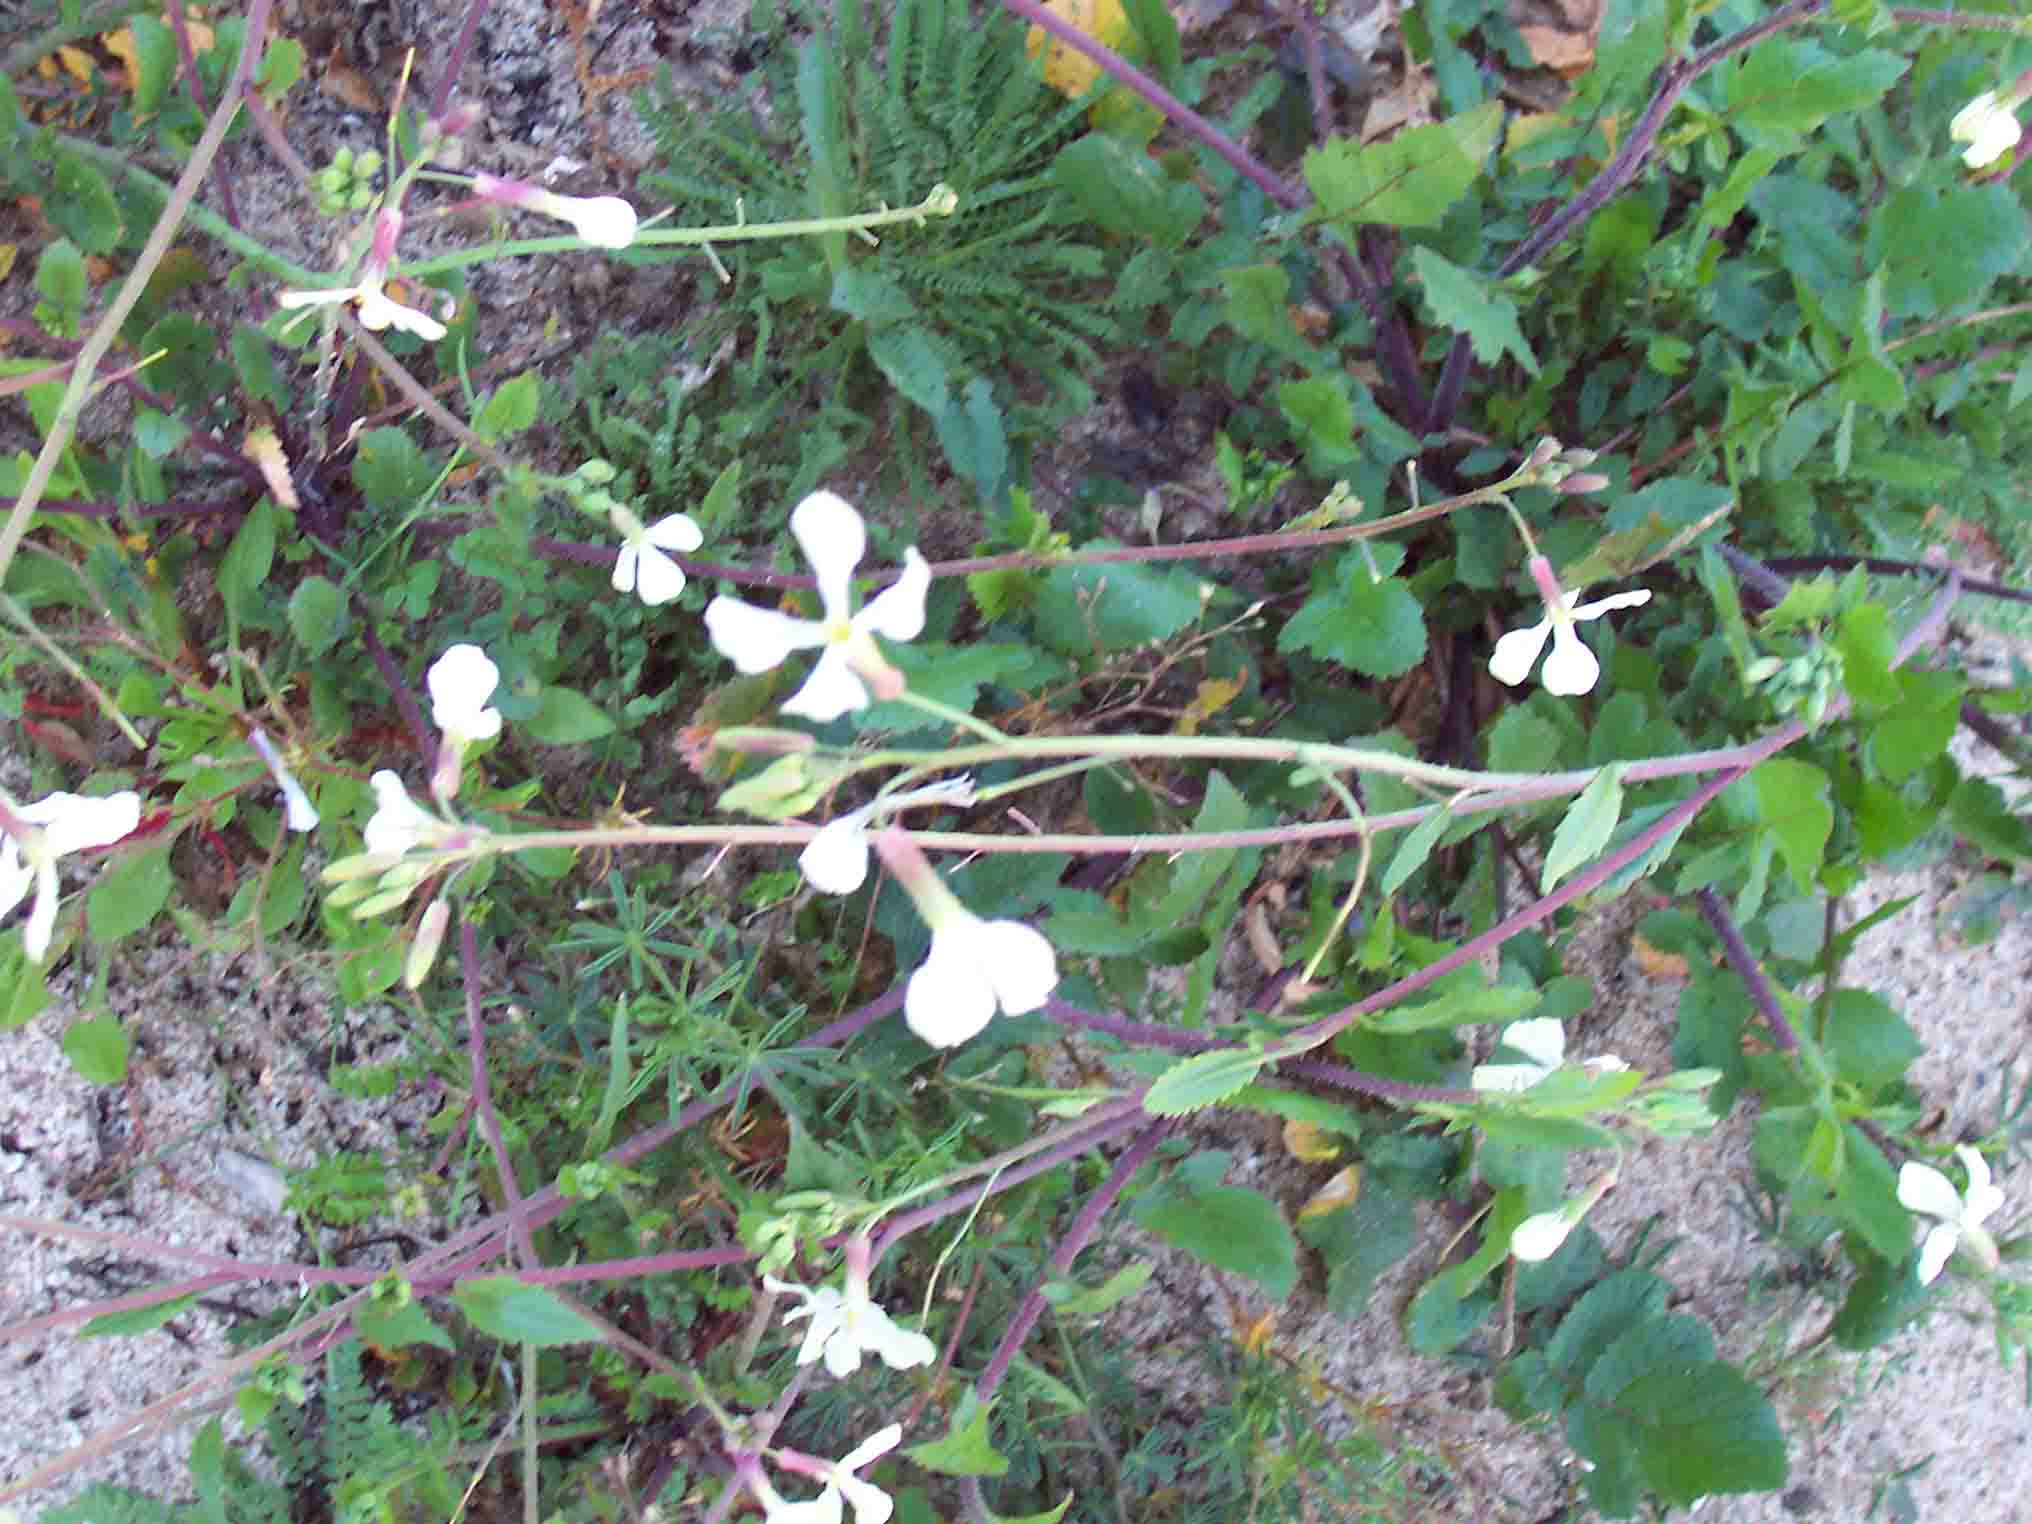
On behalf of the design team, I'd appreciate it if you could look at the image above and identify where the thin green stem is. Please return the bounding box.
[895,687,1012,744]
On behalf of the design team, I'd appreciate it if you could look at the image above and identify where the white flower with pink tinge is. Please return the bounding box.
[1490,556,1650,697]
[472,173,640,248]
[1899,1145,2005,1284]
[0,790,143,960]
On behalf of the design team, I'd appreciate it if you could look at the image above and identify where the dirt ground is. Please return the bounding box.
[3,0,2031,1518]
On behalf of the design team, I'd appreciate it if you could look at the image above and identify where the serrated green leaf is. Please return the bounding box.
[1053,133,1204,245]
[1143,1049,1269,1116]
[1753,758,1832,893]
[475,372,541,438]
[1542,765,1626,894]
[218,499,277,629]
[1300,1174,1414,1320]
[0,935,50,1030]
[287,576,347,658]
[1618,1363,1788,1504]
[1278,546,1426,679]
[1040,1261,1153,1317]
[1032,553,1205,655]
[1411,247,1538,375]
[352,427,437,514]
[1404,1273,1496,1354]
[452,1277,603,1346]
[1131,1178,1297,1298]
[49,154,122,253]
[1302,103,1501,228]
[355,1296,456,1352]
[907,1388,1009,1477]
[1363,980,1538,1035]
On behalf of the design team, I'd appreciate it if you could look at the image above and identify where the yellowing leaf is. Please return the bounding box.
[1630,931,1690,981]
[1238,1309,1276,1354]
[0,245,16,282]
[102,29,141,92]
[1282,1119,1342,1164]
[1173,671,1245,736]
[1298,1165,1360,1223]
[1024,0,1134,97]
[56,45,97,86]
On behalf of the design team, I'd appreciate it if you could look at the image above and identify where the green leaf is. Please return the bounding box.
[1548,1270,1669,1380]
[1143,1049,1269,1116]
[866,326,952,417]
[217,498,277,628]
[63,1014,130,1085]
[1363,979,1538,1035]
[129,12,178,113]
[830,267,918,325]
[1823,989,1920,1090]
[1277,545,1426,679]
[933,377,1009,502]
[525,686,616,744]
[1040,1262,1152,1317]
[1832,1249,1928,1351]
[1381,806,1452,897]
[1132,1177,1298,1298]
[1950,774,2032,862]
[89,844,174,944]
[355,1296,456,1353]
[452,1277,603,1346]
[1752,758,1832,893]
[1616,1363,1788,1505]
[1870,668,1963,781]
[1404,1274,1495,1354]
[475,373,541,438]
[1411,247,1538,376]
[1300,1175,1415,1320]
[1053,133,1204,246]
[352,427,438,514]
[81,1289,197,1337]
[1220,264,1303,353]
[906,1388,1009,1477]
[287,576,348,658]
[1302,103,1502,228]
[49,154,123,253]
[1722,38,1905,142]
[1032,552,1205,655]
[1542,765,1626,894]
[1275,376,1358,471]
[34,239,87,337]
[0,935,50,1030]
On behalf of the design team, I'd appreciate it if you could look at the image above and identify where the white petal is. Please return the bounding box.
[429,645,502,741]
[1953,91,2001,140]
[1540,623,1602,696]
[839,1424,904,1471]
[1500,1017,1567,1071]
[1488,620,1552,686]
[792,492,867,622]
[611,544,639,595]
[1470,1062,1544,1094]
[281,779,321,833]
[764,1486,845,1524]
[1898,1161,1964,1222]
[23,860,58,962]
[365,771,432,857]
[356,285,447,340]
[799,819,872,895]
[1956,1145,2005,1225]
[866,1314,935,1370]
[643,513,704,553]
[275,285,357,311]
[837,1476,895,1524]
[564,195,639,249]
[1566,589,1652,623]
[1917,1222,1958,1285]
[632,543,689,607]
[905,937,1000,1048]
[25,791,143,856]
[781,647,871,724]
[0,838,31,920]
[979,920,1059,1015]
[762,1274,811,1305]
[855,548,930,643]
[821,1327,864,1379]
[1510,1209,1575,1262]
[704,597,830,674]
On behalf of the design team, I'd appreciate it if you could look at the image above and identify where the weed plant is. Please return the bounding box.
[4,0,2032,1521]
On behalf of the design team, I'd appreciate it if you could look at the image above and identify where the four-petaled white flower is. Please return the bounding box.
[799,778,976,895]
[276,208,447,340]
[1490,555,1650,697]
[907,906,1059,1049]
[428,644,503,749]
[610,504,704,607]
[364,771,445,859]
[1899,1144,2005,1284]
[0,791,143,961]
[1951,90,2023,170]
[247,727,319,832]
[753,1426,903,1524]
[764,1240,936,1378]
[472,172,641,249]
[705,492,930,724]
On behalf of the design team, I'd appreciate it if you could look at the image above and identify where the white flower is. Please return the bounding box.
[907,909,1058,1048]
[1951,90,2023,169]
[1472,1017,1569,1093]
[610,505,703,607]
[363,771,443,858]
[247,727,319,832]
[0,791,143,961]
[427,644,503,748]
[276,209,447,340]
[755,1426,903,1524]
[1899,1145,2005,1284]
[1490,556,1650,697]
[799,778,976,895]
[764,1241,935,1378]
[704,491,930,724]
[472,172,640,249]
[1510,1171,1618,1263]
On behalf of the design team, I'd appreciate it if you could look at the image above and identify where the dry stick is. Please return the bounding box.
[0,0,277,588]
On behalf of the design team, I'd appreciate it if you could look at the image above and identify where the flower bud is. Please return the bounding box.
[404,898,451,989]
[1556,473,1612,496]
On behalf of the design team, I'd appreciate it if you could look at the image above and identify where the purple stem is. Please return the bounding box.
[430,0,493,121]
[360,622,435,759]
[462,921,540,1268]
[28,497,244,519]
[165,0,239,231]
[1693,887,1799,1052]
[973,1122,1170,1400]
